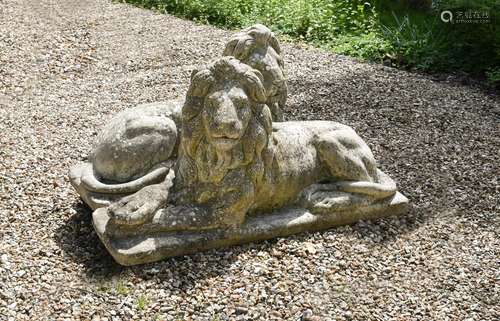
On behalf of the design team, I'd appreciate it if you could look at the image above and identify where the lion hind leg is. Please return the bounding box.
[299,172,397,215]
[316,130,397,199]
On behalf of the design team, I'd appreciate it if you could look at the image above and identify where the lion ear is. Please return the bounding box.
[190,66,202,82]
[269,34,281,55]
[183,67,213,120]
[223,38,238,57]
[189,69,213,97]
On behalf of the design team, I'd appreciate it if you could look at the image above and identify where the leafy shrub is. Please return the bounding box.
[126,1,378,40]
[433,0,500,74]
[376,0,499,86]
[379,12,448,69]
[328,32,392,61]
[124,0,499,86]
[486,68,500,88]
[125,0,385,61]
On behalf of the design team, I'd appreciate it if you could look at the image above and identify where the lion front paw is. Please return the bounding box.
[108,185,168,226]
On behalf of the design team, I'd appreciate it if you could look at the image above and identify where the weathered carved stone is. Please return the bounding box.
[69,101,181,210]
[91,102,181,183]
[223,24,287,121]
[69,25,287,209]
[69,25,409,265]
[167,57,400,228]
[93,192,408,266]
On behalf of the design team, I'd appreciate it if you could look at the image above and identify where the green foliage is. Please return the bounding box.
[375,0,499,84]
[126,0,379,41]
[380,12,448,69]
[136,294,149,311]
[210,314,222,321]
[436,0,497,10]
[328,32,392,61]
[432,0,500,76]
[248,0,378,42]
[124,0,383,60]
[115,280,130,295]
[123,0,499,86]
[486,68,500,87]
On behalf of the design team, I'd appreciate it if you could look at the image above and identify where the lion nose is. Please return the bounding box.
[211,100,242,139]
[214,118,242,139]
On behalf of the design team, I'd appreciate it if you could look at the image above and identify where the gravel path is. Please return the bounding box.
[1,1,499,320]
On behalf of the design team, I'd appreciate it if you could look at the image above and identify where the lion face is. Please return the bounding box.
[175,57,275,224]
[177,57,271,191]
[202,84,252,151]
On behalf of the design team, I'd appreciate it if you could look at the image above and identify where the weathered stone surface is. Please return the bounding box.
[68,24,409,265]
[68,101,181,209]
[93,192,409,266]
[223,24,287,121]
[169,57,401,228]
[68,25,287,210]
[91,101,181,183]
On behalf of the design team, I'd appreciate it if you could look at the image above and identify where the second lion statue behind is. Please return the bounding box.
[109,57,398,229]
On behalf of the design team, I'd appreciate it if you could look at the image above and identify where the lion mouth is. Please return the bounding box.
[211,136,238,150]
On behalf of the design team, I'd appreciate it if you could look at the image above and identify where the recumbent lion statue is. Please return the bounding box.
[69,25,288,210]
[108,57,398,229]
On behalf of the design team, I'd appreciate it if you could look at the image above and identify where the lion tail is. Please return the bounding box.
[333,169,397,199]
[77,161,173,194]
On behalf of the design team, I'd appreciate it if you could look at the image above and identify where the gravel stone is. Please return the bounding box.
[0,0,499,320]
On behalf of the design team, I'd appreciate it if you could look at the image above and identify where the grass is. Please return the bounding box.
[121,0,499,87]
[96,279,130,295]
[210,314,222,321]
[136,294,149,311]
[115,280,130,295]
[95,279,111,294]
[379,11,448,70]
[377,0,500,80]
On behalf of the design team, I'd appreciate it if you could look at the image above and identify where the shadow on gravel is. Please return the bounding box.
[53,70,496,292]
[53,201,125,278]
[54,199,425,290]
[285,73,499,219]
[53,201,242,287]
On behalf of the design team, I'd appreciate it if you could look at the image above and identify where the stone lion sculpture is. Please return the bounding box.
[174,57,397,225]
[68,101,181,209]
[70,26,408,265]
[106,57,398,230]
[69,24,288,209]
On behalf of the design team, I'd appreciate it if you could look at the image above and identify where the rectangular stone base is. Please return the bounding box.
[93,192,409,266]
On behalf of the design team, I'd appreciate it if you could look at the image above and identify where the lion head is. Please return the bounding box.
[175,57,274,209]
[224,24,287,121]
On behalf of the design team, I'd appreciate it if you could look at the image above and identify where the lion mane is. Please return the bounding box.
[174,57,274,208]
[223,24,287,121]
